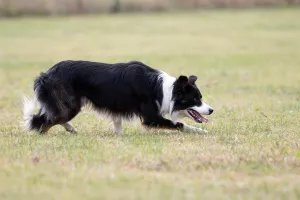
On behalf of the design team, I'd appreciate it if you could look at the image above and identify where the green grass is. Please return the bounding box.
[0,8,300,200]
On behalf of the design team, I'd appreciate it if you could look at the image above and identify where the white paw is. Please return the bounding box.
[192,127,208,134]
[200,129,208,134]
[183,123,208,134]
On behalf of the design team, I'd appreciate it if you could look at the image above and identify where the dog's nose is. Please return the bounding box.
[208,108,214,115]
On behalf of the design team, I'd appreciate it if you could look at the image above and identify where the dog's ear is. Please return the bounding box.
[177,76,188,86]
[188,75,197,85]
[173,76,188,100]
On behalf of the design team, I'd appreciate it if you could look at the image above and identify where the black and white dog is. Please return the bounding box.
[23,60,213,135]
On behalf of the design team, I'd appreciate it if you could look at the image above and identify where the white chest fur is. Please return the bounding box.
[158,71,176,116]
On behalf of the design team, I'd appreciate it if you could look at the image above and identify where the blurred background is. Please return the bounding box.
[0,0,299,16]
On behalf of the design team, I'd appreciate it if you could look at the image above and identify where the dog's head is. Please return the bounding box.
[171,75,213,123]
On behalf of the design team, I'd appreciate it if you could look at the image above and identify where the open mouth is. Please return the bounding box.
[187,108,209,123]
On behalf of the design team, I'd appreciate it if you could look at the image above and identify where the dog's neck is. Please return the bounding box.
[159,72,176,116]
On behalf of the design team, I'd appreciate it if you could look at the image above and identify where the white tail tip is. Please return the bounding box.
[23,96,35,130]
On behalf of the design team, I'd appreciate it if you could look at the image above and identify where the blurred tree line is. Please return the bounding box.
[0,0,299,16]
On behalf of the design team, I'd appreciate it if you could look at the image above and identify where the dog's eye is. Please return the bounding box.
[194,98,198,101]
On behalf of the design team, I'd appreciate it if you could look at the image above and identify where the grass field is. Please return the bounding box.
[0,8,300,200]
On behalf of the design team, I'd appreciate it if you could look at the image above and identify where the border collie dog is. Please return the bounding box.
[23,60,213,135]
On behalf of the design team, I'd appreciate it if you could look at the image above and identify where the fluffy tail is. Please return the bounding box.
[23,96,46,131]
[23,72,75,132]
[23,96,36,130]
[23,73,51,132]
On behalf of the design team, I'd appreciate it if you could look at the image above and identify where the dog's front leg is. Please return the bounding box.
[141,102,184,130]
[143,117,184,130]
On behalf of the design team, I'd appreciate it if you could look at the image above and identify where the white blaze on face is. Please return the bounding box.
[189,102,212,115]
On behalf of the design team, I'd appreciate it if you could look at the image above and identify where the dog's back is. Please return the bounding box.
[24,60,163,133]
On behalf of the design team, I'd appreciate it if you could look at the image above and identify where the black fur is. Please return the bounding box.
[28,60,184,132]
[26,60,211,133]
[172,75,203,111]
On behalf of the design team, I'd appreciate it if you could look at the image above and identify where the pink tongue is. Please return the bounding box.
[198,116,208,123]
[189,109,209,123]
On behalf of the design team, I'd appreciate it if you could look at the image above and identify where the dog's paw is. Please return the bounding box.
[200,129,208,134]
[183,123,208,134]
[193,127,208,134]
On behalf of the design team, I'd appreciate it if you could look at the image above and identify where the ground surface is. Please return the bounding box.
[0,8,300,200]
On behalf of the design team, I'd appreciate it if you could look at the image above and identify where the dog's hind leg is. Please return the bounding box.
[112,117,122,136]
[61,122,76,133]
